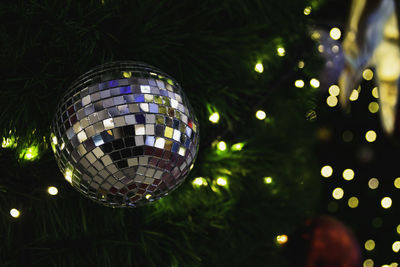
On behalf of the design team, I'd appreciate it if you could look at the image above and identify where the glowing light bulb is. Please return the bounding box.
[209,112,220,123]
[332,187,344,199]
[327,95,338,107]
[381,197,392,209]
[363,69,374,80]
[330,27,341,40]
[276,234,288,244]
[10,208,20,218]
[365,239,375,251]
[217,141,227,151]
[216,177,227,186]
[47,186,58,196]
[321,165,333,178]
[256,110,266,120]
[342,169,355,180]
[295,80,305,88]
[368,178,379,189]
[329,85,340,96]
[365,130,377,142]
[303,6,311,15]
[277,46,285,56]
[264,177,273,184]
[368,102,379,113]
[231,143,244,151]
[348,197,359,208]
[310,78,320,88]
[255,63,264,73]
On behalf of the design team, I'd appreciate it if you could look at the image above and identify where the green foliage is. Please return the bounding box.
[0,0,322,266]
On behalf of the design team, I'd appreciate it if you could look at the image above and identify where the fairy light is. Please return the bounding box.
[332,187,344,199]
[365,130,377,142]
[217,141,227,151]
[310,78,320,88]
[209,112,220,123]
[368,102,379,113]
[47,186,58,196]
[277,46,285,56]
[10,208,20,218]
[320,165,333,178]
[256,110,266,120]
[363,69,374,80]
[368,178,379,189]
[365,239,375,251]
[329,27,341,40]
[216,177,227,186]
[255,62,264,73]
[303,6,311,15]
[264,177,273,184]
[295,80,305,88]
[276,234,288,244]
[342,169,355,181]
[381,197,392,209]
[328,85,340,96]
[372,87,379,98]
[327,95,338,107]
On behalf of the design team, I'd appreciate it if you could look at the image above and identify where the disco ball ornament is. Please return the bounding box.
[51,61,199,207]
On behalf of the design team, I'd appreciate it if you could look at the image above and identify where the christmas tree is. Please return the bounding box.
[1,0,398,266]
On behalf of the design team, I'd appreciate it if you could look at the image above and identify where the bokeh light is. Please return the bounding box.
[277,46,285,56]
[349,89,359,101]
[368,178,379,189]
[254,62,264,73]
[372,87,379,98]
[47,186,58,196]
[256,110,266,120]
[328,85,340,96]
[310,78,320,88]
[364,239,375,251]
[381,197,392,209]
[363,69,374,80]
[327,95,338,107]
[365,130,377,142]
[216,177,227,186]
[363,259,374,267]
[392,241,400,252]
[368,102,379,113]
[321,165,333,178]
[394,177,400,189]
[217,141,227,151]
[264,177,273,184]
[295,80,305,88]
[209,112,220,123]
[303,6,311,15]
[330,27,341,40]
[332,187,344,199]
[276,234,288,244]
[342,169,355,181]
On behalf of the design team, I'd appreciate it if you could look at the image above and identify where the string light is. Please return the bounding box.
[303,6,311,15]
[231,143,244,151]
[276,234,288,244]
[368,102,379,113]
[328,85,340,96]
[363,69,374,80]
[10,208,20,218]
[365,130,377,142]
[254,62,264,73]
[392,241,400,252]
[217,141,227,151]
[216,177,227,186]
[342,169,355,181]
[294,80,305,88]
[47,186,58,196]
[363,259,374,267]
[365,239,375,251]
[310,78,320,88]
[209,112,220,123]
[368,178,379,189]
[332,187,344,199]
[192,177,208,187]
[327,95,338,107]
[349,89,359,101]
[329,27,341,40]
[277,46,285,57]
[264,177,273,184]
[381,197,392,209]
[320,165,333,178]
[348,197,359,208]
[372,87,379,98]
[255,110,266,120]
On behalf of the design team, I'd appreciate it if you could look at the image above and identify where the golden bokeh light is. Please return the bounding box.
[368,102,379,113]
[330,27,341,40]
[381,197,392,209]
[363,259,374,267]
[277,47,285,57]
[342,169,355,181]
[295,80,305,88]
[209,112,220,123]
[363,69,374,80]
[349,89,359,101]
[327,95,338,107]
[365,130,377,142]
[254,62,264,73]
[264,177,273,184]
[298,61,305,69]
[303,6,311,15]
[394,177,400,189]
[348,196,359,208]
[276,234,288,244]
[320,165,333,178]
[310,78,320,88]
[364,239,375,251]
[47,186,58,196]
[397,224,400,234]
[368,178,379,189]
[392,241,400,252]
[372,87,379,98]
[10,208,20,218]
[256,110,266,120]
[332,187,344,199]
[328,85,340,96]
